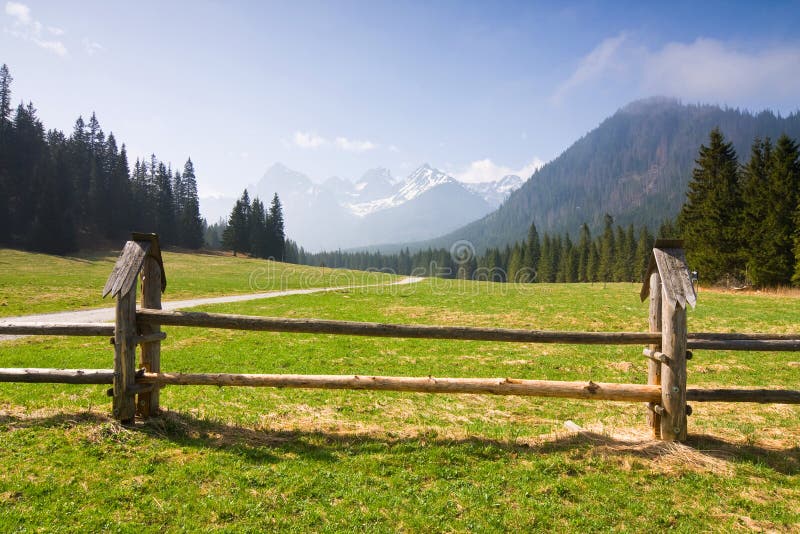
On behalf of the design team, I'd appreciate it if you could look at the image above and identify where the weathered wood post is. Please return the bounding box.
[137,236,164,417]
[112,275,137,422]
[646,271,662,438]
[640,240,696,441]
[103,233,166,423]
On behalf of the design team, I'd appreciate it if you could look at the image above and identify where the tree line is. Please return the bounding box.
[296,217,667,283]
[0,63,204,253]
[219,189,296,261]
[679,128,800,287]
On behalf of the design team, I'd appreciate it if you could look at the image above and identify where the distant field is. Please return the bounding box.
[0,248,397,317]
[1,278,799,531]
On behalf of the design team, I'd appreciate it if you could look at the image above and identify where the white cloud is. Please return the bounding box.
[641,38,800,101]
[552,34,800,106]
[334,136,377,152]
[5,1,68,56]
[455,157,545,184]
[82,37,103,56]
[292,131,379,153]
[5,1,29,23]
[293,131,327,148]
[552,33,628,104]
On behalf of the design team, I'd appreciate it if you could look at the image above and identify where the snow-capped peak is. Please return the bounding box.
[464,174,523,207]
[395,164,456,202]
[346,164,458,217]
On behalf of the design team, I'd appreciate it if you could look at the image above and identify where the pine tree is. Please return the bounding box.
[29,139,76,253]
[678,128,744,284]
[223,189,251,255]
[0,64,12,135]
[250,197,268,258]
[102,135,131,239]
[154,161,176,243]
[598,214,615,282]
[523,222,541,278]
[587,241,600,282]
[507,243,524,283]
[0,64,11,243]
[9,102,47,241]
[577,223,591,282]
[179,158,204,248]
[741,137,774,286]
[635,226,653,283]
[748,135,800,286]
[267,193,285,260]
[621,224,636,282]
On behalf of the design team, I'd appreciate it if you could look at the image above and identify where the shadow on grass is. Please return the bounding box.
[2,409,798,475]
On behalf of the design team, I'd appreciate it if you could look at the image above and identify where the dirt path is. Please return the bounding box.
[0,276,424,342]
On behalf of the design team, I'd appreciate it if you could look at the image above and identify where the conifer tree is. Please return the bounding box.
[223,189,251,255]
[267,193,285,260]
[523,222,541,277]
[635,226,653,282]
[507,244,524,282]
[577,223,591,282]
[154,162,176,243]
[0,64,12,243]
[749,134,799,286]
[0,64,11,137]
[741,137,774,286]
[179,158,204,248]
[621,224,636,281]
[587,241,600,282]
[250,197,268,258]
[598,214,615,282]
[678,128,744,283]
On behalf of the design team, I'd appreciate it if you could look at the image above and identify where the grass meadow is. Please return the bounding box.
[1,251,799,531]
[0,248,396,318]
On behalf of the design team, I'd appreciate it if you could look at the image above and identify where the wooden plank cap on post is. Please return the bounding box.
[102,233,167,298]
[639,239,696,309]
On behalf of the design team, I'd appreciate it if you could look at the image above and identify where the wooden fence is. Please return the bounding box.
[1,234,798,442]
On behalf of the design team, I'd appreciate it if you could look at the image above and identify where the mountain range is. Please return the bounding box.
[201,164,522,251]
[405,97,800,253]
[203,97,800,255]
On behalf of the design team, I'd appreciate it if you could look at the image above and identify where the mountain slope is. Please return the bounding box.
[239,163,498,251]
[418,97,800,252]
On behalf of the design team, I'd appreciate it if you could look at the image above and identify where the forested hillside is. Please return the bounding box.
[0,64,204,253]
[422,97,800,253]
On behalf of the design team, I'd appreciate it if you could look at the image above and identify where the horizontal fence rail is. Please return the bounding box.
[136,310,661,345]
[0,368,115,384]
[4,368,799,404]
[2,316,797,351]
[0,322,114,337]
[686,388,800,404]
[138,373,663,402]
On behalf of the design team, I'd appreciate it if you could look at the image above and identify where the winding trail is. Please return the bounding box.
[0,276,424,342]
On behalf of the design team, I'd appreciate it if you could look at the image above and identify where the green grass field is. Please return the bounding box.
[0,248,397,318]
[1,258,799,531]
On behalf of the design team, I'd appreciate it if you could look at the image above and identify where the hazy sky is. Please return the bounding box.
[3,0,800,197]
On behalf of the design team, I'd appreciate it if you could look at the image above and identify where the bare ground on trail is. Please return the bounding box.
[0,276,423,341]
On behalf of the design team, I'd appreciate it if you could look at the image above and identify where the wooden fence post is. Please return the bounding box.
[104,233,166,423]
[646,271,662,438]
[639,239,695,442]
[137,256,162,417]
[660,298,687,441]
[112,280,138,423]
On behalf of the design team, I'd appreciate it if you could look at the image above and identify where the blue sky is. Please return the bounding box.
[3,0,800,200]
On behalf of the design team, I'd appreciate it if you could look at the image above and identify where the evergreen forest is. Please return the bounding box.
[0,63,204,253]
